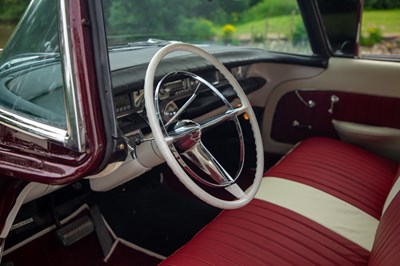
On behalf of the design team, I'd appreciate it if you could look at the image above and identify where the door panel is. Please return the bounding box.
[271,91,400,144]
[262,58,400,157]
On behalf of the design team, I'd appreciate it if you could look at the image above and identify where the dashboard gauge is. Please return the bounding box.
[132,90,144,109]
[115,94,132,114]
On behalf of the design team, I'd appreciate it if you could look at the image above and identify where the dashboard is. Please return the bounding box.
[115,68,238,117]
[104,45,276,163]
[107,44,330,145]
[113,66,266,139]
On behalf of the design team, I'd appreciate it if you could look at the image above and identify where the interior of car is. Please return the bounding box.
[0,0,399,265]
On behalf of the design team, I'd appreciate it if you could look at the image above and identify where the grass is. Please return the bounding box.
[235,15,302,37]
[234,9,400,38]
[362,9,400,35]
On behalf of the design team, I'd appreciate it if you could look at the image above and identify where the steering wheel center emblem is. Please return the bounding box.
[172,120,201,151]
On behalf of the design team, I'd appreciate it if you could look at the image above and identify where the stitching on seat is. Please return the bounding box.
[256,178,379,251]
[214,217,339,265]
[221,205,368,264]
[272,151,395,189]
[200,229,297,265]
[267,161,393,218]
[370,199,400,263]
[166,253,221,266]
[282,154,394,187]
[223,210,365,261]
[183,245,253,266]
[286,140,397,176]
[265,171,380,217]
[183,245,242,265]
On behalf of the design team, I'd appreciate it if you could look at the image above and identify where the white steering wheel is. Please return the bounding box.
[144,43,264,209]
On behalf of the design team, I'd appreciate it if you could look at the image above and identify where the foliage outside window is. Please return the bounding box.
[360,0,400,57]
[102,0,312,55]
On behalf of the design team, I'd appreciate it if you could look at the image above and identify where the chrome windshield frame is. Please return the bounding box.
[0,0,86,152]
[58,0,86,152]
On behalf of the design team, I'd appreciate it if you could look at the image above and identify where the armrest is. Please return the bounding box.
[332,119,400,161]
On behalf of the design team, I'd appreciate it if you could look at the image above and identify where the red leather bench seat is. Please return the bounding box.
[161,199,371,265]
[369,190,400,265]
[161,138,400,265]
[266,137,398,219]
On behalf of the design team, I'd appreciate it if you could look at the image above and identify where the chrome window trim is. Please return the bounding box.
[0,108,67,142]
[58,0,86,152]
[0,0,86,152]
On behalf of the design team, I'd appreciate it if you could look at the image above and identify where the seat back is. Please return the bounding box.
[369,169,400,265]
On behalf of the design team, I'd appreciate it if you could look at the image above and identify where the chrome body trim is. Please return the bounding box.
[0,0,86,152]
[0,108,67,142]
[58,0,86,152]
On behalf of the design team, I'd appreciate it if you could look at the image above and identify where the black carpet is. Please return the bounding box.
[90,167,221,257]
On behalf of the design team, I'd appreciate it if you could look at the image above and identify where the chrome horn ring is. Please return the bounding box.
[155,71,245,188]
[144,43,264,209]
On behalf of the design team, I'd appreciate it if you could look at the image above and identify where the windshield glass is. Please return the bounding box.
[0,0,59,69]
[102,0,312,55]
[0,0,66,129]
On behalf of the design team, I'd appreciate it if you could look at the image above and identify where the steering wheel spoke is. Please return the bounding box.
[182,141,234,186]
[225,183,246,199]
[145,43,264,209]
[199,105,247,131]
[165,82,202,127]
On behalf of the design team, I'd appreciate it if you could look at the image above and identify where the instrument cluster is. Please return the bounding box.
[115,66,247,133]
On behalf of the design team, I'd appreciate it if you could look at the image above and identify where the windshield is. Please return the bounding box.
[102,0,312,55]
[0,0,66,129]
[0,0,59,69]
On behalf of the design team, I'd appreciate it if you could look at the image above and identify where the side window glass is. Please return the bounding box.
[0,0,66,129]
[360,2,400,59]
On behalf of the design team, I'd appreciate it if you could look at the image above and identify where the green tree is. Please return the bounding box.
[103,0,235,42]
[178,18,216,42]
[241,0,298,22]
[364,0,400,9]
[0,0,30,23]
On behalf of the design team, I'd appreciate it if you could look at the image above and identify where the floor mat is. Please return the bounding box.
[3,233,160,266]
[90,168,221,257]
[2,206,161,266]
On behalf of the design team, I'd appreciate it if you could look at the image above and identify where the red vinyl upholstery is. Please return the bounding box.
[266,137,398,219]
[160,138,400,266]
[369,192,400,265]
[161,199,370,265]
